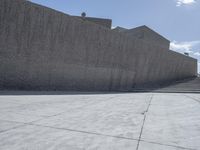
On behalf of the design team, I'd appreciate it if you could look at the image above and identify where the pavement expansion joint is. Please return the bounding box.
[0,124,28,134]
[184,95,200,104]
[0,118,196,150]
[136,94,153,150]
[27,123,140,141]
[0,92,200,149]
[140,139,198,150]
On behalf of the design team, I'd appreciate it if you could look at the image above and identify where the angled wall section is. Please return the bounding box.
[0,0,197,91]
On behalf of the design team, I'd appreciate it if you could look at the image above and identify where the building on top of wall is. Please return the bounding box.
[113,25,170,50]
[74,12,170,50]
[72,13,112,29]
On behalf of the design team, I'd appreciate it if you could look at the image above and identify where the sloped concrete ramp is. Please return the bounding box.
[133,77,200,93]
[0,92,199,150]
[155,77,200,93]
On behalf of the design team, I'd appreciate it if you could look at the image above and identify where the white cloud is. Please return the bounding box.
[176,0,196,6]
[194,52,200,56]
[170,41,200,74]
[170,40,200,54]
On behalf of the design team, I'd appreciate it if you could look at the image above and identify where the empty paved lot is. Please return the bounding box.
[0,92,199,150]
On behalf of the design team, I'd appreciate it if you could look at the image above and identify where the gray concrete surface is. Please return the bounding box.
[154,77,200,93]
[0,0,197,91]
[132,77,200,93]
[73,16,112,29]
[114,25,170,50]
[0,92,200,150]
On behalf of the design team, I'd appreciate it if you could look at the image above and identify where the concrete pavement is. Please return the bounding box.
[0,92,199,150]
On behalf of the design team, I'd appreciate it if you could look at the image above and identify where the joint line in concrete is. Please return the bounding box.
[0,119,195,150]
[136,94,153,150]
[184,95,200,104]
[140,139,197,150]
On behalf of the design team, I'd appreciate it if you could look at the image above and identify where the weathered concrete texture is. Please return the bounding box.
[0,92,200,150]
[129,26,170,50]
[0,0,197,91]
[113,25,170,50]
[154,77,200,93]
[73,16,112,29]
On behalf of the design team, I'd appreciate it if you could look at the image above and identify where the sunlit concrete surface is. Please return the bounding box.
[0,92,199,150]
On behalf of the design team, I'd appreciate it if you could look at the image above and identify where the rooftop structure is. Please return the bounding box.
[113,25,170,50]
[73,13,112,29]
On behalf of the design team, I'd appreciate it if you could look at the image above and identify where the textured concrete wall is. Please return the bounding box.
[73,16,112,29]
[0,0,197,91]
[123,26,170,50]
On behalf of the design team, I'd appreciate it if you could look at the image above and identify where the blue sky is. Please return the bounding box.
[30,0,200,73]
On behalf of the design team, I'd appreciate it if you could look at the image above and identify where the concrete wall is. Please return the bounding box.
[0,0,197,91]
[73,16,112,29]
[123,26,170,50]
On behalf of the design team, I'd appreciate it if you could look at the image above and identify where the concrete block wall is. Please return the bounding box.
[0,0,197,91]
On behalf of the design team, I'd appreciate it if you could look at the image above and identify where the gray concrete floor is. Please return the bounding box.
[0,92,199,150]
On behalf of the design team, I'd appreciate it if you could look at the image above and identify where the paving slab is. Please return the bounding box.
[0,120,24,133]
[0,92,200,150]
[138,141,190,150]
[0,111,44,123]
[0,94,117,117]
[141,94,200,150]
[185,94,200,103]
[33,94,151,139]
[0,124,138,150]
